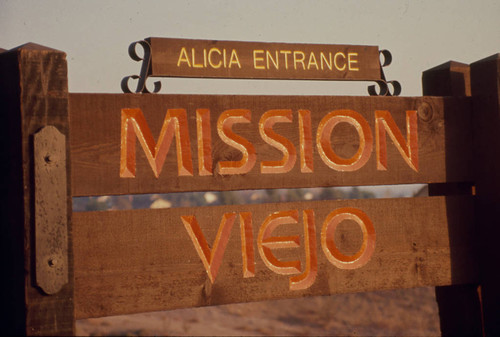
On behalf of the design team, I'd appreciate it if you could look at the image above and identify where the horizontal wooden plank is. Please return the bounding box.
[73,196,478,319]
[70,94,472,196]
[146,37,381,81]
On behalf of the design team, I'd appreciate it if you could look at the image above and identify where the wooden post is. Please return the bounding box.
[470,53,500,337]
[422,61,483,336]
[423,61,471,97]
[0,44,74,335]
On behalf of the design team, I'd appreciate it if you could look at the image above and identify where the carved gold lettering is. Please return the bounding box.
[317,109,373,171]
[259,109,297,174]
[348,52,359,71]
[266,50,279,70]
[228,49,241,68]
[208,48,222,68]
[178,47,361,72]
[258,210,301,275]
[334,52,346,71]
[289,209,317,291]
[191,48,203,68]
[177,47,191,67]
[320,52,332,70]
[181,213,237,283]
[239,212,255,278]
[217,109,256,175]
[179,206,377,288]
[375,110,418,172]
[253,50,265,69]
[307,52,319,70]
[196,109,213,176]
[293,51,306,70]
[280,50,292,69]
[321,207,376,269]
[120,108,193,178]
[298,109,313,173]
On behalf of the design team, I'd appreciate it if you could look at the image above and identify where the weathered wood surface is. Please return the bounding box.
[73,196,477,319]
[471,53,500,336]
[146,37,381,81]
[70,94,472,196]
[423,61,471,97]
[0,44,74,335]
[423,60,483,337]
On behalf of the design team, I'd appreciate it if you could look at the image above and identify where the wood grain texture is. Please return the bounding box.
[0,44,74,335]
[73,196,477,319]
[146,37,381,81]
[69,94,472,196]
[471,53,500,336]
[423,60,483,337]
[423,61,471,97]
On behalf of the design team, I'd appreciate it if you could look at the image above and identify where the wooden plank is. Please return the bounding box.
[73,196,478,319]
[146,37,381,81]
[423,60,483,337]
[69,94,472,196]
[0,44,74,335]
[471,53,500,336]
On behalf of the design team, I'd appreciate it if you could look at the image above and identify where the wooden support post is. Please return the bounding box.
[0,44,74,335]
[423,61,471,97]
[422,61,483,336]
[470,53,500,337]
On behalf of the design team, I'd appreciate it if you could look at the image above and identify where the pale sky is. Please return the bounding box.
[1,0,499,96]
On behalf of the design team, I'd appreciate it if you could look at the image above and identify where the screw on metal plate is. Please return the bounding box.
[48,257,58,268]
[368,50,402,96]
[34,126,69,295]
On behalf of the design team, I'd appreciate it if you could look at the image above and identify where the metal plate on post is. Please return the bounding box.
[34,126,68,295]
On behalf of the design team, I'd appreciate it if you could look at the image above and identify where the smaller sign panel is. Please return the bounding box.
[122,38,399,95]
[146,37,381,81]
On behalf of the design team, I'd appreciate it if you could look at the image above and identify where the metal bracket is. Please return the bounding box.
[34,126,68,295]
[121,40,161,94]
[367,49,402,96]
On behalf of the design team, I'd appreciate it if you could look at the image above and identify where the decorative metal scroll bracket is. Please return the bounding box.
[367,50,402,96]
[34,126,69,295]
[121,40,161,94]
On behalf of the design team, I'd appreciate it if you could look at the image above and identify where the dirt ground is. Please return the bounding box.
[76,286,440,336]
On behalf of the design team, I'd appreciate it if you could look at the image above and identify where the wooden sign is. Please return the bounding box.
[73,196,477,318]
[68,89,474,320]
[70,94,471,196]
[146,37,380,80]
[4,42,499,337]
[121,38,401,95]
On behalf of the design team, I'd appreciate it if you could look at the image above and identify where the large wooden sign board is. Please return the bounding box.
[1,40,499,336]
[68,85,476,319]
[70,94,471,196]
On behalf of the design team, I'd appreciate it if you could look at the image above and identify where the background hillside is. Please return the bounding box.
[76,286,440,336]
